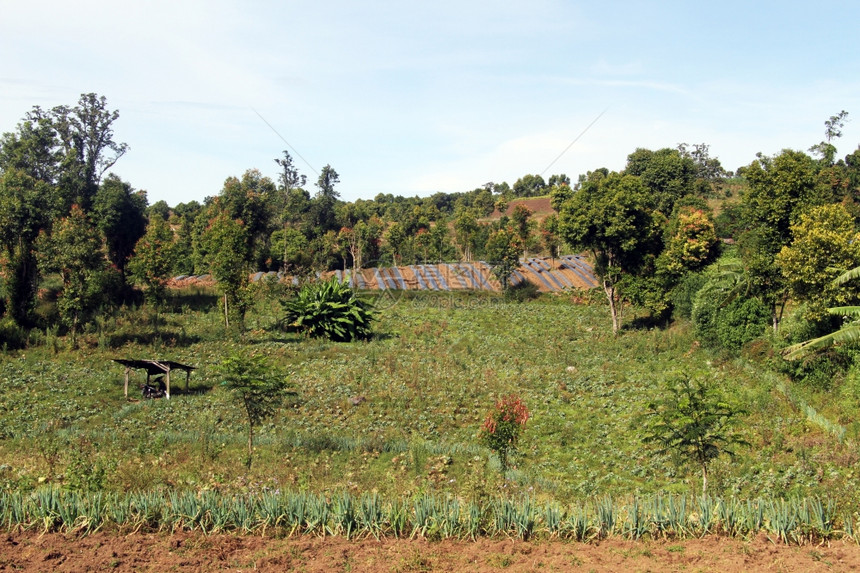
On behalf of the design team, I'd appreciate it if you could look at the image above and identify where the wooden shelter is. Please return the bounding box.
[113,359,196,399]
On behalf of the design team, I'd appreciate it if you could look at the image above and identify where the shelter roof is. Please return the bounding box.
[112,359,196,376]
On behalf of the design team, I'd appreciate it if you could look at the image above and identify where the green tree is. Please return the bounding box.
[203,213,252,329]
[512,174,546,197]
[269,227,310,271]
[538,214,561,259]
[625,147,696,216]
[128,216,177,308]
[776,203,860,322]
[37,205,111,345]
[45,93,129,211]
[383,221,407,265]
[0,168,52,325]
[485,226,523,291]
[660,206,720,278]
[147,200,170,221]
[558,172,660,333]
[642,374,747,495]
[510,204,534,254]
[739,149,824,331]
[453,208,481,261]
[809,110,849,165]
[308,164,341,237]
[92,174,148,283]
[219,352,293,469]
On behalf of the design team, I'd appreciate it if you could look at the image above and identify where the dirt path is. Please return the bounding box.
[2,532,858,572]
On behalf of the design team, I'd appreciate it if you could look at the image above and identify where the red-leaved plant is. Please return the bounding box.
[479,394,530,473]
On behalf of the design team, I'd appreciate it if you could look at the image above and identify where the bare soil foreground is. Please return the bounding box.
[3,532,859,572]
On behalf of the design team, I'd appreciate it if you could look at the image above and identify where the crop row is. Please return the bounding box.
[0,488,854,544]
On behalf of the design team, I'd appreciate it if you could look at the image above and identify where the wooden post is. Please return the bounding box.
[124,367,130,398]
[165,367,171,400]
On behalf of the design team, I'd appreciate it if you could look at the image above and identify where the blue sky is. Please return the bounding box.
[2,0,859,206]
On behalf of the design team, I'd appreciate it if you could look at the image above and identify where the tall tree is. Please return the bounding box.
[36,205,111,345]
[273,151,308,270]
[0,168,52,325]
[625,147,696,216]
[809,110,849,165]
[128,216,178,308]
[92,174,148,283]
[203,213,252,329]
[308,164,341,237]
[739,149,823,330]
[558,172,661,333]
[776,203,860,322]
[0,93,128,213]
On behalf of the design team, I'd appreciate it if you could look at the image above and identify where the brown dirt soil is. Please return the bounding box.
[487,197,554,222]
[2,532,859,572]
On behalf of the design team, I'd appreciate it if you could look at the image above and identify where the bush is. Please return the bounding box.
[692,283,769,353]
[280,277,375,342]
[505,279,540,302]
[479,394,530,473]
[670,272,708,320]
[715,297,770,352]
[0,317,27,350]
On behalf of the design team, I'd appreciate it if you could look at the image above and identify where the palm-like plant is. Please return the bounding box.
[783,266,860,359]
[281,277,375,342]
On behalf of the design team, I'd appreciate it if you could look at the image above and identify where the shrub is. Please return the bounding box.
[280,277,375,342]
[0,317,27,350]
[715,297,770,352]
[670,272,708,320]
[479,394,530,474]
[505,279,540,302]
[692,282,769,353]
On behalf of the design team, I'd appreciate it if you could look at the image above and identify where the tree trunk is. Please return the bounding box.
[701,464,708,497]
[604,279,620,334]
[246,424,254,470]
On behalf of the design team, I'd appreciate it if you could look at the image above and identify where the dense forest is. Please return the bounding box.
[1,94,859,363]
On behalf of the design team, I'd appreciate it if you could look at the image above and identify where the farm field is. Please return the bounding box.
[3,530,860,572]
[0,288,858,568]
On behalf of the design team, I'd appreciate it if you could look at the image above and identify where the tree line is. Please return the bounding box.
[1,94,859,353]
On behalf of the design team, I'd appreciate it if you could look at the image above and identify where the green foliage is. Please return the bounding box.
[783,266,860,361]
[128,216,177,307]
[557,171,661,332]
[36,205,112,343]
[202,213,252,328]
[691,280,770,352]
[92,173,147,281]
[776,203,860,322]
[0,317,27,350]
[479,395,530,474]
[484,227,523,291]
[660,207,720,278]
[738,149,826,327]
[625,147,696,216]
[0,168,53,325]
[218,352,292,468]
[642,375,747,495]
[505,279,540,303]
[670,272,708,320]
[281,277,374,342]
